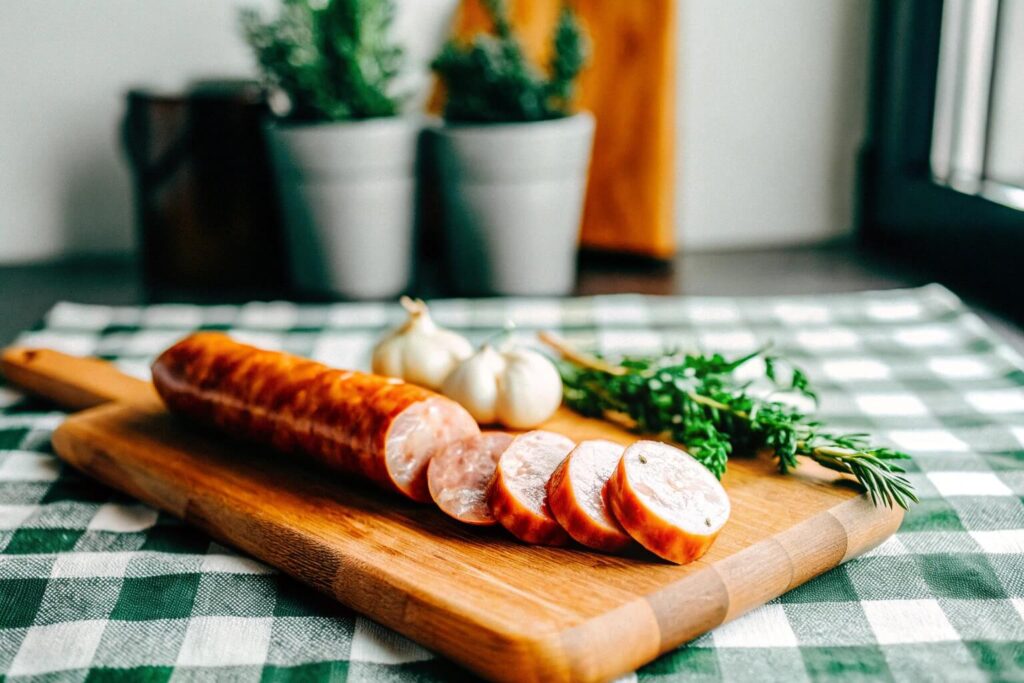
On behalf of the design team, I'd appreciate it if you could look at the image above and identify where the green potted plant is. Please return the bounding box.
[242,0,456,299]
[430,0,591,296]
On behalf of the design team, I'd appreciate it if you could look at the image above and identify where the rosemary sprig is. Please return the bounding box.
[540,332,918,509]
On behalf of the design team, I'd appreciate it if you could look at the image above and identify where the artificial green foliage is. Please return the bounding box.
[432,0,587,123]
[241,0,402,122]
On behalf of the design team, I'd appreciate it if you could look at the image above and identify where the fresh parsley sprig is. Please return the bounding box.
[540,333,918,509]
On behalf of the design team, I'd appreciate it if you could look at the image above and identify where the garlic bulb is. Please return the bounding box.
[372,297,473,390]
[441,343,563,429]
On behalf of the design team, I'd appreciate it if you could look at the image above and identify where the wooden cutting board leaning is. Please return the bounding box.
[0,347,903,683]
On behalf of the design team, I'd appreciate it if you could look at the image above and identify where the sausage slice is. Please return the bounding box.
[488,431,575,546]
[606,440,730,564]
[428,431,514,525]
[151,332,480,503]
[546,440,632,552]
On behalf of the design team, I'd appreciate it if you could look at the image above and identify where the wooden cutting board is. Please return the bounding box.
[1,347,903,683]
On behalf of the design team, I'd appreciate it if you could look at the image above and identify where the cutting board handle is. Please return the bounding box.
[1,347,158,411]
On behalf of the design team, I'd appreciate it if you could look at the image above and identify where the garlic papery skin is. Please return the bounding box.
[441,344,563,429]
[372,297,473,390]
[441,345,506,424]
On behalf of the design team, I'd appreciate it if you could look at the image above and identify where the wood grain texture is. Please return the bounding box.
[1,347,159,410]
[3,350,903,682]
[448,0,677,258]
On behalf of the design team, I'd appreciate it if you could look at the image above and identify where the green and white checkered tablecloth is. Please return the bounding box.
[1,285,1022,682]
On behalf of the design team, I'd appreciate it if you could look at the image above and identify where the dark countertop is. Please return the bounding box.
[2,244,1021,354]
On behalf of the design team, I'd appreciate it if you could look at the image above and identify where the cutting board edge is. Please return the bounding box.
[49,407,905,683]
[50,411,587,682]
[584,495,905,675]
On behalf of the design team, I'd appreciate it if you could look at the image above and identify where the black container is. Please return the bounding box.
[122,80,288,301]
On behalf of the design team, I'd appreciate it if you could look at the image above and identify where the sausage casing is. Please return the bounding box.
[547,439,632,552]
[488,430,574,546]
[151,332,480,502]
[606,441,729,564]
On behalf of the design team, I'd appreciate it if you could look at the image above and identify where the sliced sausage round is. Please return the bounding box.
[606,440,730,564]
[546,439,632,552]
[488,431,575,546]
[428,431,514,525]
[151,332,481,503]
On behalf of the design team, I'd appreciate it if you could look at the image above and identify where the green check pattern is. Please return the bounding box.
[1,284,1022,682]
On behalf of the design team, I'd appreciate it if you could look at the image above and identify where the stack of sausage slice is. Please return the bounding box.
[152,334,730,565]
[430,430,730,564]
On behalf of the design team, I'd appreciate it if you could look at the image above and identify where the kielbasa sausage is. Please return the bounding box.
[547,439,633,552]
[428,431,514,525]
[151,333,480,503]
[606,440,729,564]
[488,430,575,546]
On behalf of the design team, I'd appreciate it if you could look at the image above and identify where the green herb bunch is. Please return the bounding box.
[432,0,587,123]
[241,0,402,122]
[542,334,918,509]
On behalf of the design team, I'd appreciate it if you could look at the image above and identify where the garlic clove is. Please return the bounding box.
[371,340,405,380]
[402,338,469,390]
[436,328,475,360]
[371,297,472,390]
[495,349,563,429]
[441,346,505,424]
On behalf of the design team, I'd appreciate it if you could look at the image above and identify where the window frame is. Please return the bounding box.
[859,0,1024,321]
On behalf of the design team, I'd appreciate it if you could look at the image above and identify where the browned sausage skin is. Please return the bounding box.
[488,431,575,546]
[606,441,729,564]
[547,439,632,552]
[151,332,480,502]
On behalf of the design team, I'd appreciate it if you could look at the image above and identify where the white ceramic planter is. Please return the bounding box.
[266,118,419,299]
[431,113,596,296]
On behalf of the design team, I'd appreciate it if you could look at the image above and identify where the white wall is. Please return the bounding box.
[0,0,454,264]
[0,1,872,262]
[676,0,872,251]
[0,1,265,263]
